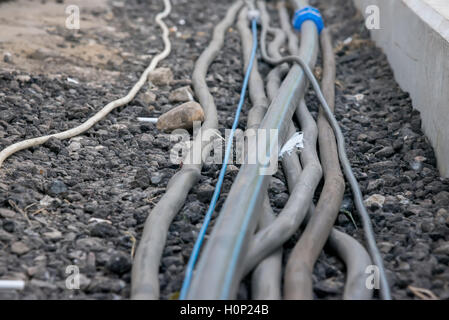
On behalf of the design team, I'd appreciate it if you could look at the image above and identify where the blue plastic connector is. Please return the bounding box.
[292,6,324,34]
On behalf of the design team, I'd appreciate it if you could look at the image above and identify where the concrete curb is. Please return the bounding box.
[353,0,449,177]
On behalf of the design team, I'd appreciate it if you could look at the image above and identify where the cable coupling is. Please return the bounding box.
[292,6,324,34]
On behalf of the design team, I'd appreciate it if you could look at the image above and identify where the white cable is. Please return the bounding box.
[137,117,158,123]
[0,0,172,168]
[0,280,25,291]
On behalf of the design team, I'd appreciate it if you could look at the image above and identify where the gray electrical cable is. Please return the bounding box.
[185,0,319,300]
[242,97,322,278]
[284,27,365,300]
[273,0,372,300]
[259,7,391,300]
[131,0,244,300]
[240,0,323,280]
[236,6,282,300]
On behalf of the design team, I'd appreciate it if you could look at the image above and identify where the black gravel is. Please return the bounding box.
[0,0,448,300]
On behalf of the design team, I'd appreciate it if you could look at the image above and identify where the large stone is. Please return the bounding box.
[156,101,204,132]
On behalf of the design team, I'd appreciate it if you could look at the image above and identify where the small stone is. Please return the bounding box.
[150,174,162,185]
[410,160,423,171]
[161,256,183,268]
[269,178,287,194]
[106,253,132,275]
[396,195,410,205]
[39,195,58,208]
[15,75,31,82]
[3,52,12,63]
[273,193,289,208]
[169,86,194,103]
[141,91,157,105]
[11,241,30,255]
[138,133,154,147]
[357,133,368,141]
[0,229,14,242]
[405,205,425,217]
[157,101,204,132]
[30,279,57,290]
[196,184,215,203]
[315,278,344,295]
[3,220,15,233]
[67,141,82,153]
[112,1,125,8]
[434,242,449,255]
[78,274,92,290]
[226,165,239,173]
[43,229,63,240]
[364,194,385,209]
[414,156,427,163]
[433,191,449,207]
[397,262,410,271]
[378,241,394,254]
[133,168,150,189]
[148,67,173,86]
[420,221,434,233]
[28,48,58,60]
[375,146,395,158]
[110,123,127,131]
[87,276,126,293]
[76,237,104,252]
[48,180,68,196]
[88,218,112,225]
[340,196,354,212]
[43,137,62,153]
[27,265,47,277]
[367,179,384,192]
[89,223,118,238]
[0,208,16,219]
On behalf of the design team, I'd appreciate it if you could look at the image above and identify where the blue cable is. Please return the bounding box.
[179,18,259,300]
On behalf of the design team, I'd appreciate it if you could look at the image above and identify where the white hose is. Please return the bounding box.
[0,0,172,168]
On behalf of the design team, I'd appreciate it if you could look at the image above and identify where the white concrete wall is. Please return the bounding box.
[353,0,449,177]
